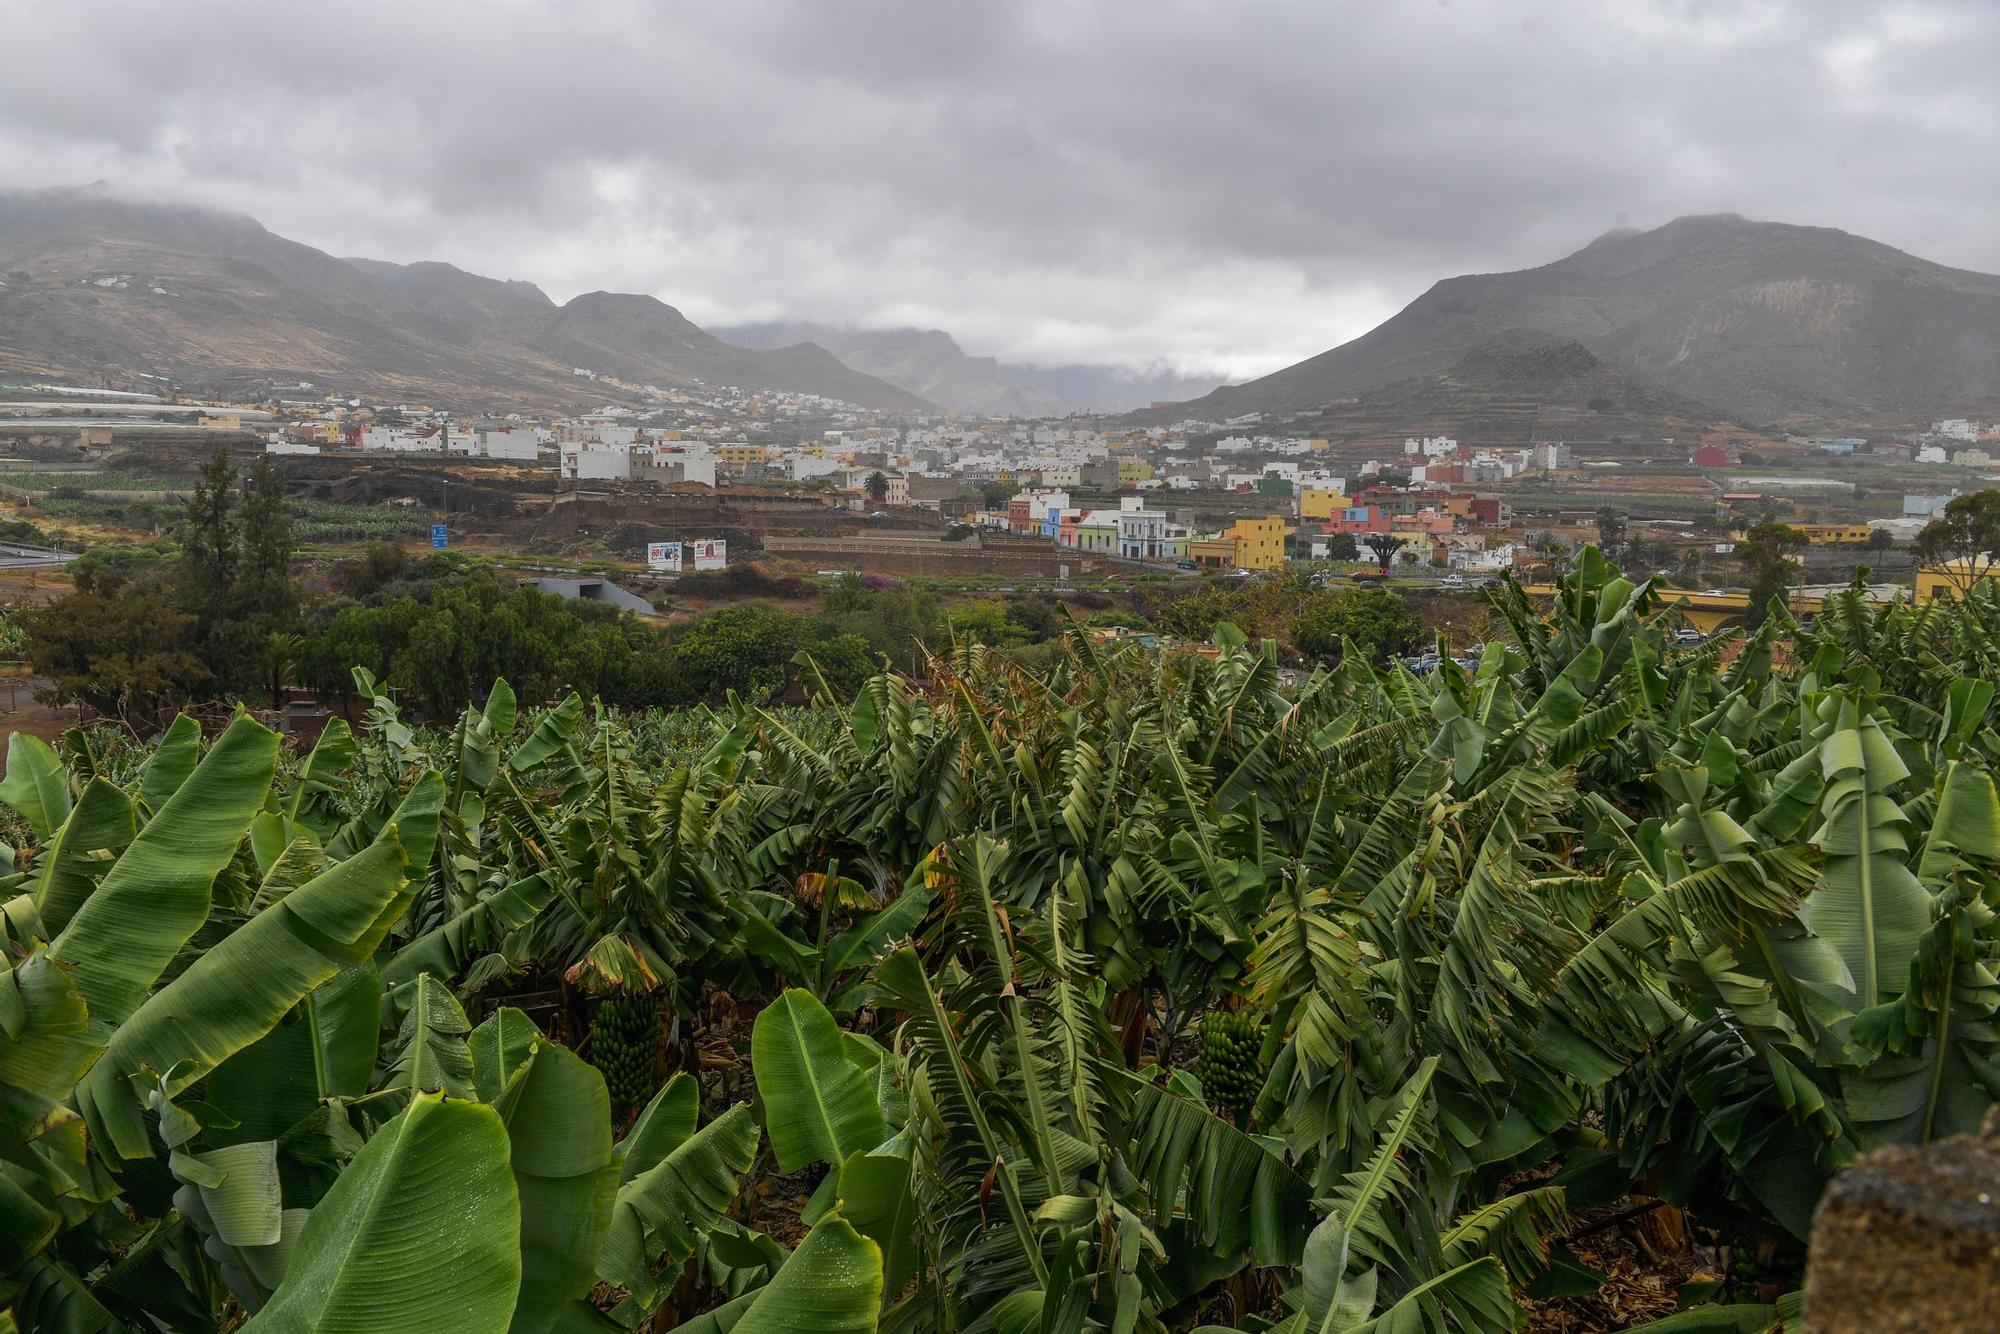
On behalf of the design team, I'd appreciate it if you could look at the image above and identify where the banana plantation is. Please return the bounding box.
[5,551,2000,1332]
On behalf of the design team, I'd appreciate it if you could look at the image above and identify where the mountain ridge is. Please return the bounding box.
[0,185,928,412]
[1161,213,2000,424]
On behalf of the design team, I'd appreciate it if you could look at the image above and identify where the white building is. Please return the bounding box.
[361,426,443,452]
[561,443,631,481]
[1403,435,1459,458]
[637,448,718,487]
[1114,495,1170,561]
[461,428,540,461]
[787,454,841,481]
[1934,419,1979,441]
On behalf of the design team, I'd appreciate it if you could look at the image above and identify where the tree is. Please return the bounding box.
[1673,545,1706,588]
[1324,531,1360,561]
[865,472,889,506]
[1737,522,1807,625]
[1290,587,1419,665]
[1525,530,1574,578]
[663,603,805,704]
[177,445,239,618]
[21,560,208,723]
[236,456,300,703]
[1913,489,2000,593]
[1362,533,1407,572]
[238,456,294,590]
[977,479,1013,511]
[1594,506,1628,564]
[1864,526,1894,552]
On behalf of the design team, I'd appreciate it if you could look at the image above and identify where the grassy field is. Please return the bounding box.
[23,494,434,545]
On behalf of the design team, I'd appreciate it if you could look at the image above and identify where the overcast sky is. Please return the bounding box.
[3,0,1996,378]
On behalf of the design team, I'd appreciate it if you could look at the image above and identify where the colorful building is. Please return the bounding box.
[1331,505,1392,535]
[1072,512,1118,554]
[1208,515,1290,570]
[1298,486,1350,521]
[1793,524,1873,546]
[716,443,772,471]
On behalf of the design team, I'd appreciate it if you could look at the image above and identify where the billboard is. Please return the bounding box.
[647,541,683,572]
[690,539,727,571]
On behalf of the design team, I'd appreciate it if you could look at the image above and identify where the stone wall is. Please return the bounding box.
[1802,1109,2000,1331]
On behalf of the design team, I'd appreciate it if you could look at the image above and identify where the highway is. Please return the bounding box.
[0,543,81,569]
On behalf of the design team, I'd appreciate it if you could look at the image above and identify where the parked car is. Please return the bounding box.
[1672,628,1705,646]
[1438,575,1467,590]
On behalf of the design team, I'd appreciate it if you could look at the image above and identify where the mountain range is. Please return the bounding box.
[5,191,1996,428]
[1165,213,2000,424]
[711,321,1224,416]
[0,186,925,412]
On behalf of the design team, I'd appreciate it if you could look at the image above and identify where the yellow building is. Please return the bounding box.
[1916,557,2000,603]
[1188,537,1239,569]
[1116,458,1154,485]
[1299,486,1350,521]
[716,443,772,470]
[1794,524,1874,546]
[1219,515,1289,570]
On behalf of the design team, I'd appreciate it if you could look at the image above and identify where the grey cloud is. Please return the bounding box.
[2,0,1995,379]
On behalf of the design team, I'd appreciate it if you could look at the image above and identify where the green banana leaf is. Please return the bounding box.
[50,715,279,1025]
[751,988,886,1172]
[0,733,71,842]
[1811,717,1933,1006]
[597,1102,759,1310]
[29,778,134,938]
[381,872,555,988]
[834,1148,918,1301]
[477,1010,618,1334]
[617,1073,698,1184]
[247,1092,522,1333]
[730,1214,882,1334]
[383,972,475,1097]
[138,715,204,812]
[72,830,411,1159]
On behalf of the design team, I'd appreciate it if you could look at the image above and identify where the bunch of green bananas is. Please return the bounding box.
[1195,1008,1268,1123]
[590,991,661,1112]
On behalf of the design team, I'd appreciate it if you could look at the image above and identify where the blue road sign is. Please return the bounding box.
[431,524,449,549]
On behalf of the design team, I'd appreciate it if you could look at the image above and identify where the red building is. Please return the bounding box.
[1331,504,1392,534]
[1693,445,1736,469]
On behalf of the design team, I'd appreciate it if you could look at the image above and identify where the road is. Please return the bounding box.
[0,543,80,570]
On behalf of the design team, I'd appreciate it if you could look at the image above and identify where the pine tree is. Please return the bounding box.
[236,457,300,703]
[178,446,239,615]
[237,457,297,620]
